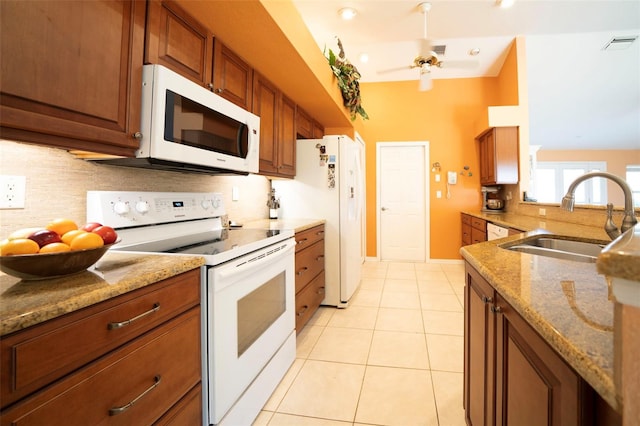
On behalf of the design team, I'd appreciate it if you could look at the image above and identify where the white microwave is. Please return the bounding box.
[103,64,260,175]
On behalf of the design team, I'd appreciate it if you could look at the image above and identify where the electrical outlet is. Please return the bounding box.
[0,175,26,209]
[539,208,546,216]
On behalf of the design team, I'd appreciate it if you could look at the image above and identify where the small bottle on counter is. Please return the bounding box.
[267,189,280,220]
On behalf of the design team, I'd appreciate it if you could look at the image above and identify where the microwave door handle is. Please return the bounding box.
[237,123,248,157]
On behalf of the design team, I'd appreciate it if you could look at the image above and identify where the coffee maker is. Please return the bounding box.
[481,186,504,213]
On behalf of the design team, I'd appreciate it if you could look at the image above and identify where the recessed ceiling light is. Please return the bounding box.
[496,0,515,8]
[469,48,481,56]
[359,53,369,63]
[338,7,357,20]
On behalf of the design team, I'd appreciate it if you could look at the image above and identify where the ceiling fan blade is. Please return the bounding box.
[419,70,432,91]
[377,65,414,75]
[438,59,479,69]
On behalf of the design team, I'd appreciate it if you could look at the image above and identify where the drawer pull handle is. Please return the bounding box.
[317,286,325,295]
[316,255,325,261]
[296,267,308,276]
[108,303,160,330]
[316,231,325,236]
[109,375,161,416]
[297,238,308,245]
[490,305,503,314]
[481,296,493,304]
[297,305,309,316]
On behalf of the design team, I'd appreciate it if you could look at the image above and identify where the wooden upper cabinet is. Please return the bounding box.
[252,72,296,178]
[297,107,324,140]
[212,39,253,110]
[0,0,146,157]
[476,126,519,185]
[278,95,296,178]
[145,0,213,87]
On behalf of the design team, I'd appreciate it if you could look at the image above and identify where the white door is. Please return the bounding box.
[377,142,429,262]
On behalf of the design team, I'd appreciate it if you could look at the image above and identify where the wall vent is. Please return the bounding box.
[433,44,446,56]
[602,36,638,51]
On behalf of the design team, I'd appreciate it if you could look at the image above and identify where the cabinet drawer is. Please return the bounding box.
[471,217,486,231]
[1,307,201,425]
[461,213,472,226]
[154,382,202,426]
[295,225,325,253]
[0,270,200,407]
[462,223,472,246]
[471,228,487,244]
[295,240,325,294]
[295,271,325,332]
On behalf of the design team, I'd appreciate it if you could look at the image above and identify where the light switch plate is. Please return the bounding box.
[0,175,26,209]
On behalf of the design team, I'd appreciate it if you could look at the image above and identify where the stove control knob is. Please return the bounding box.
[201,199,212,210]
[113,201,130,215]
[211,197,221,209]
[135,201,150,214]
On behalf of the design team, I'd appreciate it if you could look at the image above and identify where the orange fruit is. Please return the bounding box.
[69,232,104,251]
[61,229,87,245]
[46,218,78,237]
[39,242,71,254]
[1,238,40,256]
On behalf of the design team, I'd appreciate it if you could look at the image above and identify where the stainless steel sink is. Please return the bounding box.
[501,236,606,263]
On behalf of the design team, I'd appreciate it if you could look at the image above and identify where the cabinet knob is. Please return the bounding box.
[132,131,143,140]
[215,88,223,94]
[490,305,503,314]
[482,295,493,304]
[206,83,214,90]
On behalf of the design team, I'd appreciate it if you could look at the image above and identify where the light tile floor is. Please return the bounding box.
[255,261,467,426]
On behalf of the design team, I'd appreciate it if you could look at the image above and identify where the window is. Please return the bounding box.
[626,165,640,208]
[533,162,607,205]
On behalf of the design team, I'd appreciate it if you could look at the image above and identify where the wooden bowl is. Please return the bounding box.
[0,243,116,280]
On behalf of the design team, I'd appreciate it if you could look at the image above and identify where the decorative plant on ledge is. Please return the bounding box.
[326,38,369,121]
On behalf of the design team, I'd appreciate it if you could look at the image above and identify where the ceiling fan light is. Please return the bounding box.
[338,7,357,20]
[496,0,515,8]
[419,68,432,91]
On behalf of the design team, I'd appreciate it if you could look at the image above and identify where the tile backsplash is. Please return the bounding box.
[0,140,270,238]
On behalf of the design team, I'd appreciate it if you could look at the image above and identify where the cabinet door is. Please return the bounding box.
[312,121,325,139]
[494,294,586,426]
[479,130,496,185]
[252,72,279,175]
[296,108,313,139]
[278,95,297,177]
[212,39,253,110]
[464,264,496,426]
[0,0,145,157]
[145,0,213,87]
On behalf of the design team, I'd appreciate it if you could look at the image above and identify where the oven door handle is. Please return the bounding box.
[215,238,296,281]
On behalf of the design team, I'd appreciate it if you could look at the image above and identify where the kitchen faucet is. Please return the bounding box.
[561,171,638,239]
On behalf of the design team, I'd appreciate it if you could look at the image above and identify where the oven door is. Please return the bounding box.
[205,237,295,424]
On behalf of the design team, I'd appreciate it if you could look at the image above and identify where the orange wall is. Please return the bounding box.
[356,77,502,259]
[354,40,522,260]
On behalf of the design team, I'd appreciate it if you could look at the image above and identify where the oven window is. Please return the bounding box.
[164,90,248,158]
[237,271,286,356]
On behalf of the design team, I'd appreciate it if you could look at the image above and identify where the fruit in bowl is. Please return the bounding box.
[0,219,119,280]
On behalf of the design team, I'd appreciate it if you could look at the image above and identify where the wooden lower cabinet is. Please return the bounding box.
[294,225,325,332]
[0,269,202,425]
[461,213,487,246]
[464,263,620,426]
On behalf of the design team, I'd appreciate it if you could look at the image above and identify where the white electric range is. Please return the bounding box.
[87,191,296,426]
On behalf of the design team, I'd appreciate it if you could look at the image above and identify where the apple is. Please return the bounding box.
[28,229,63,248]
[92,226,118,244]
[81,222,102,232]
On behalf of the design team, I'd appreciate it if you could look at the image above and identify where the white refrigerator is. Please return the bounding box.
[273,134,365,307]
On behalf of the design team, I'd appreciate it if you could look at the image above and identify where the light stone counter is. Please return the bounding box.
[243,218,325,233]
[461,229,619,411]
[0,252,205,336]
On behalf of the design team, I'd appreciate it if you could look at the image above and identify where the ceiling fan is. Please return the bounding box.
[378,2,478,91]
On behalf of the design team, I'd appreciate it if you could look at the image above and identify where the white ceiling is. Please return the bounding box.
[293,0,640,150]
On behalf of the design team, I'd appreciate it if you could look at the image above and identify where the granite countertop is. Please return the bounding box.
[461,228,619,411]
[243,218,325,233]
[0,252,205,336]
